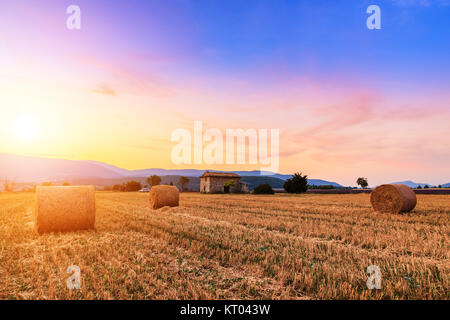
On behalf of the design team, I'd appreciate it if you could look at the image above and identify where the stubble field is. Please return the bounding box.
[0,192,448,300]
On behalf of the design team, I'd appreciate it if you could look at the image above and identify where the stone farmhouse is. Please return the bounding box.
[200,172,249,193]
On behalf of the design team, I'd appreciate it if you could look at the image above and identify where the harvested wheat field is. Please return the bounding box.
[0,191,448,300]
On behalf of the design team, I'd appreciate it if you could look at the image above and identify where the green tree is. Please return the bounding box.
[147,175,161,187]
[3,179,15,192]
[112,184,122,191]
[356,177,369,189]
[123,181,142,192]
[417,185,422,189]
[254,183,274,194]
[178,176,190,192]
[224,180,236,188]
[284,172,308,194]
[223,180,236,193]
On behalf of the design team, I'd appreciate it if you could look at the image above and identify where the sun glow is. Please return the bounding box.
[12,114,40,143]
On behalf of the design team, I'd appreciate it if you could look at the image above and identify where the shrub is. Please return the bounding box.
[124,181,142,192]
[284,172,308,194]
[253,183,274,194]
[224,180,236,187]
[3,179,16,192]
[147,175,161,187]
[308,185,334,190]
[112,184,122,191]
[178,176,190,192]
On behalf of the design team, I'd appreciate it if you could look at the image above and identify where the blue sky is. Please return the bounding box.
[0,0,449,185]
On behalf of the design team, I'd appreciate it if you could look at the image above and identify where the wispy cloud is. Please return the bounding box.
[392,0,431,7]
[80,55,176,98]
[392,0,450,6]
[91,84,116,96]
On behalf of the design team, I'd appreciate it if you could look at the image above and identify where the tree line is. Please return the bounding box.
[108,175,191,192]
[254,172,309,194]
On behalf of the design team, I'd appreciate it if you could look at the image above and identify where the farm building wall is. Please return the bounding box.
[200,176,242,193]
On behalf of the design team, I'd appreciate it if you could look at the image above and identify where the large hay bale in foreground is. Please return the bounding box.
[149,185,179,209]
[35,186,96,234]
[370,184,417,214]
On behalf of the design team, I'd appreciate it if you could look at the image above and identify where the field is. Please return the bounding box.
[0,192,448,300]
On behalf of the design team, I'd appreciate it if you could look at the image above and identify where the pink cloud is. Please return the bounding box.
[91,84,116,96]
[79,55,176,97]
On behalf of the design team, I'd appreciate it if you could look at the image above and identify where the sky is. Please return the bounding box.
[0,0,449,186]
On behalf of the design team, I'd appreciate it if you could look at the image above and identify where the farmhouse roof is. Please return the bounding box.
[200,171,241,178]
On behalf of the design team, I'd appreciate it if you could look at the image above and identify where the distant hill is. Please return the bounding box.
[241,176,285,190]
[0,154,342,188]
[87,160,207,177]
[0,154,123,182]
[269,174,342,186]
[390,180,432,188]
[3,153,446,191]
[269,174,293,180]
[307,179,342,187]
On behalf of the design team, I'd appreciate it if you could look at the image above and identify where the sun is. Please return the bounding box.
[12,114,40,143]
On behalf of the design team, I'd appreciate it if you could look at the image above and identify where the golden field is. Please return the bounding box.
[0,192,448,300]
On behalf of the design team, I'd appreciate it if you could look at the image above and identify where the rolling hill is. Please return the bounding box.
[240,176,286,190]
[390,180,432,188]
[8,154,448,190]
[0,154,342,189]
[0,154,123,182]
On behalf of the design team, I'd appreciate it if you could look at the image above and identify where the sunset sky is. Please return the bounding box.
[0,0,449,186]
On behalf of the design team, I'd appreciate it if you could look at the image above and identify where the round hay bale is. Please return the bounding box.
[370,184,417,214]
[149,185,179,210]
[35,186,96,234]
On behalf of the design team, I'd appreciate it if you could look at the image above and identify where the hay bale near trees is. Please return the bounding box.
[370,184,417,214]
[35,186,96,234]
[149,185,179,209]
